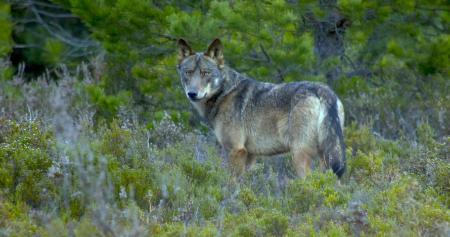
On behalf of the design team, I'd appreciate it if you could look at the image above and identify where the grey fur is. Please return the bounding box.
[177,39,346,178]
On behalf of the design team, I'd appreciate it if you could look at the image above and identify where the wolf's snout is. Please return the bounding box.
[187,92,198,100]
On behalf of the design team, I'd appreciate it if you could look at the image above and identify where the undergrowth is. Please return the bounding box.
[0,70,448,236]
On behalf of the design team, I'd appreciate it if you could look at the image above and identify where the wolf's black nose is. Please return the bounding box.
[187,92,197,100]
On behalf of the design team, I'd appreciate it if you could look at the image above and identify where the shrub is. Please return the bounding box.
[225,208,290,237]
[0,199,39,236]
[98,120,133,159]
[287,171,347,213]
[0,119,55,206]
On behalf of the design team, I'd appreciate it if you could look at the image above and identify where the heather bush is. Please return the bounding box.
[287,171,348,213]
[0,119,56,206]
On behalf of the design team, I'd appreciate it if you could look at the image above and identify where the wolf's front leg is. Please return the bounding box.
[228,148,248,176]
[293,149,313,178]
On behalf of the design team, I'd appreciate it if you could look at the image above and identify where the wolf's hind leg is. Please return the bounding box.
[245,154,257,170]
[292,149,313,178]
[229,148,248,176]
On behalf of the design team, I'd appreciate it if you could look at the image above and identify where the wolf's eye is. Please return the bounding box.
[200,71,210,77]
[185,70,194,76]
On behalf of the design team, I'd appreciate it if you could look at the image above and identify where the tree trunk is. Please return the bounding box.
[310,0,350,84]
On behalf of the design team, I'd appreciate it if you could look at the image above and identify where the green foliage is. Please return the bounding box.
[365,177,450,236]
[260,209,289,237]
[43,39,66,65]
[153,222,219,237]
[224,208,290,237]
[288,171,348,213]
[0,119,55,206]
[0,61,13,81]
[85,84,131,120]
[0,199,39,236]
[238,187,257,208]
[0,2,13,82]
[435,161,450,205]
[0,2,12,58]
[98,120,133,159]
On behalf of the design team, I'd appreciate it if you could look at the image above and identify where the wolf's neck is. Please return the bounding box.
[198,67,247,124]
[224,66,246,89]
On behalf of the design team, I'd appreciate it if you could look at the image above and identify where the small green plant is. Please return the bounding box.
[0,199,40,236]
[287,171,347,213]
[0,119,55,206]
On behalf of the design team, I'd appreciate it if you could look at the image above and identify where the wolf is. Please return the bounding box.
[176,38,346,178]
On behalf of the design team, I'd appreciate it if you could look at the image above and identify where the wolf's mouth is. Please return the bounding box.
[190,93,207,102]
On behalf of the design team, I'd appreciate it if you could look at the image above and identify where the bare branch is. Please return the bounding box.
[13,44,40,48]
[259,44,284,82]
[28,2,97,50]
[342,54,357,72]
[259,44,272,64]
[34,8,77,19]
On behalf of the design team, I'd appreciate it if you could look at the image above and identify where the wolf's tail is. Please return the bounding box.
[321,97,346,178]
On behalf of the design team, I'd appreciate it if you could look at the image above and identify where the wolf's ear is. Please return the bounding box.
[205,38,224,68]
[178,39,194,63]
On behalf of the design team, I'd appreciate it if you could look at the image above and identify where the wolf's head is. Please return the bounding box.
[177,39,225,102]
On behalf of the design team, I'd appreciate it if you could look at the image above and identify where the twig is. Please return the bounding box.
[34,9,77,19]
[259,43,285,82]
[342,54,357,72]
[13,44,40,48]
[29,5,85,48]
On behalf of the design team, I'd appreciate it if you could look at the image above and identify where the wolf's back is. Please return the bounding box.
[267,81,346,177]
